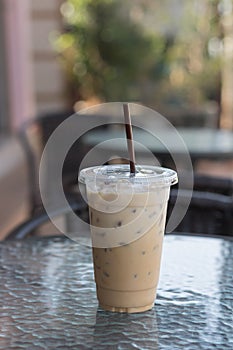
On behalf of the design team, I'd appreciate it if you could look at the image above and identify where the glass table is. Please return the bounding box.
[1,234,233,349]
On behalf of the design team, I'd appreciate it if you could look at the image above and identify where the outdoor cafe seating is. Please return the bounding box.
[2,108,233,349]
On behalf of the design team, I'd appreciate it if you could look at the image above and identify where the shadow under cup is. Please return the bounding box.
[78,164,177,313]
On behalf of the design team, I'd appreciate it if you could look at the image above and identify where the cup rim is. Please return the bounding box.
[79,164,178,187]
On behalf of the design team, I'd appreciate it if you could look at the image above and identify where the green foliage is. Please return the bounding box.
[55,0,222,110]
[151,0,222,109]
[55,0,166,101]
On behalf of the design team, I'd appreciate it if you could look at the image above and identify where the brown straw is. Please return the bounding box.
[123,103,136,175]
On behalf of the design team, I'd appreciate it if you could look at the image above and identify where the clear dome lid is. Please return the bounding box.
[79,164,178,187]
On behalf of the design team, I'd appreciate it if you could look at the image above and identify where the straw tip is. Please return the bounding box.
[123,103,129,111]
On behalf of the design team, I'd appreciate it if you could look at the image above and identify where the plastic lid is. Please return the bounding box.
[79,164,178,187]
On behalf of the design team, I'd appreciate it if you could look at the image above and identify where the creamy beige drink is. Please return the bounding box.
[79,165,177,313]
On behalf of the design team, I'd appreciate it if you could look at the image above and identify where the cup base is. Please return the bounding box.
[99,302,154,313]
[96,285,156,313]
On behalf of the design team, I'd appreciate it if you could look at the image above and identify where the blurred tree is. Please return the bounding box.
[154,1,221,106]
[54,0,166,103]
[151,0,233,129]
[54,0,232,129]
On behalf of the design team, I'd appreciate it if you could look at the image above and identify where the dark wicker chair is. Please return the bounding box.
[178,173,233,197]
[193,174,233,196]
[17,110,87,216]
[5,192,88,240]
[167,189,233,236]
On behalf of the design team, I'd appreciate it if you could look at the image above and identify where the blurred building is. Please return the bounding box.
[0,0,67,133]
[0,0,67,238]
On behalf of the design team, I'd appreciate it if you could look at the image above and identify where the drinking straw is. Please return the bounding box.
[123,103,136,175]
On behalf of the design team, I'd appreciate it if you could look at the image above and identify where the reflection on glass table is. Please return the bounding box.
[1,234,233,349]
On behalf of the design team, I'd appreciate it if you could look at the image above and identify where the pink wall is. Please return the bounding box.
[3,0,35,131]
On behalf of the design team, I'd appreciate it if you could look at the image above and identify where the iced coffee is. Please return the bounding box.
[79,164,177,313]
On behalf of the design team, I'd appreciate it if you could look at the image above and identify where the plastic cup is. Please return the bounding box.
[79,164,177,313]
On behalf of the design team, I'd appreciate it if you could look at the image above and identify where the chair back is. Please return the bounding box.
[177,173,233,197]
[167,189,233,236]
[18,110,80,215]
[5,192,88,240]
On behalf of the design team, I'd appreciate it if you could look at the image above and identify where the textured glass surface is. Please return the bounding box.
[0,234,233,349]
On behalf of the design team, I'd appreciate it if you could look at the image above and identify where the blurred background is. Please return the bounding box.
[0,0,232,238]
